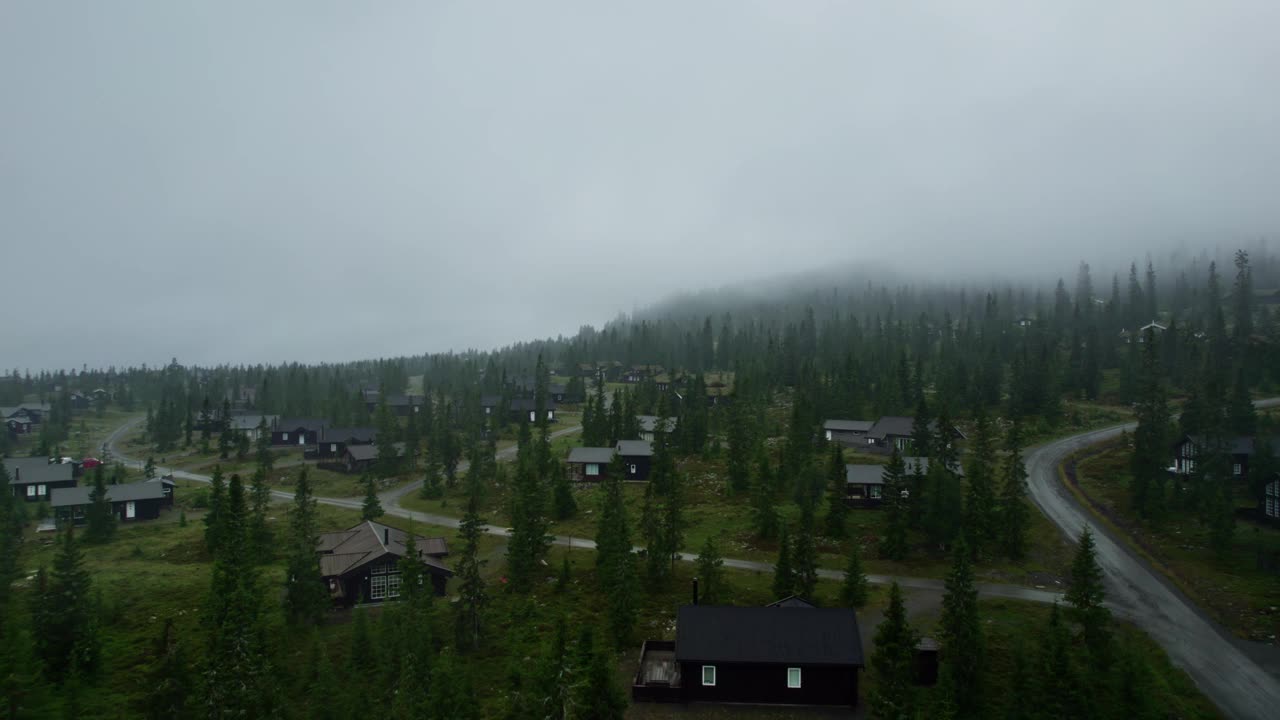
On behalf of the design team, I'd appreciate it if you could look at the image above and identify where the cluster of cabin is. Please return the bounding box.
[3,455,176,526]
[2,403,51,437]
[563,415,677,481]
[1170,433,1280,524]
[823,415,965,454]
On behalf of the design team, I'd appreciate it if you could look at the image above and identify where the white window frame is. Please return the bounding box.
[787,667,802,689]
[825,430,833,441]
[1233,463,1242,476]
[870,485,882,499]
[370,573,387,600]
[386,572,402,598]
[630,464,637,475]
[586,463,600,477]
[26,485,35,498]
[701,665,716,686]
[37,484,47,497]
[283,432,289,441]
[529,411,536,423]
[330,443,338,453]
[546,410,554,420]
[126,501,136,519]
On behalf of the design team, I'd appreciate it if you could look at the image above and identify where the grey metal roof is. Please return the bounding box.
[51,480,164,508]
[867,416,917,439]
[845,464,887,486]
[616,440,653,458]
[510,397,558,412]
[824,419,874,432]
[676,605,864,666]
[567,447,615,464]
[7,457,74,485]
[276,418,327,433]
[321,427,377,443]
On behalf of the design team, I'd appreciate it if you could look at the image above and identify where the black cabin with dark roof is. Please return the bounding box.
[316,427,377,459]
[271,419,326,447]
[316,521,452,605]
[7,457,77,502]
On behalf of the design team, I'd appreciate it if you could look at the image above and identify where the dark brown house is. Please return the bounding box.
[616,440,653,480]
[635,603,864,707]
[344,442,405,474]
[1170,434,1275,479]
[317,427,377,460]
[51,479,173,525]
[566,446,615,481]
[7,457,76,502]
[272,419,327,447]
[317,521,452,605]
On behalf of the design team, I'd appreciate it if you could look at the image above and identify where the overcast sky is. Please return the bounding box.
[3,2,1279,371]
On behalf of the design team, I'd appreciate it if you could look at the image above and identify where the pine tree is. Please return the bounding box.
[880,448,909,561]
[839,540,870,607]
[374,394,401,478]
[567,626,627,720]
[997,421,1031,560]
[361,474,384,520]
[1065,526,1111,666]
[1036,603,1083,719]
[750,447,779,539]
[695,537,726,605]
[868,582,918,720]
[595,456,638,647]
[938,536,983,718]
[824,443,848,537]
[771,526,795,599]
[455,471,488,651]
[144,618,189,720]
[725,400,754,494]
[506,421,550,591]
[962,407,997,557]
[1130,333,1171,520]
[33,526,99,681]
[84,463,115,544]
[283,468,328,626]
[200,473,275,718]
[248,467,272,561]
[203,465,226,555]
[254,418,273,473]
[793,505,819,599]
[552,465,577,520]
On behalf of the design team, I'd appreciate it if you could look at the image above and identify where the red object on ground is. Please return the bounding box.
[81,458,102,469]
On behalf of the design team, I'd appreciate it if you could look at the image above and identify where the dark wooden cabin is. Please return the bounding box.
[844,464,886,507]
[824,419,873,446]
[317,521,451,605]
[317,427,377,460]
[635,604,864,707]
[271,419,326,447]
[1262,472,1279,524]
[616,440,653,480]
[344,443,405,474]
[566,447,615,481]
[51,479,172,525]
[7,457,76,502]
[1171,434,1276,479]
[509,397,557,425]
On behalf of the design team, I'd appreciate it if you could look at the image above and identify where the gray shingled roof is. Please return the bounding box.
[676,605,864,666]
[567,447,615,464]
[51,480,164,508]
[316,521,451,579]
[6,457,74,486]
[824,419,874,432]
[616,440,653,458]
[845,464,887,486]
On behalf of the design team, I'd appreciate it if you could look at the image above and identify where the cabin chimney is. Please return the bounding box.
[692,577,699,606]
[383,527,389,545]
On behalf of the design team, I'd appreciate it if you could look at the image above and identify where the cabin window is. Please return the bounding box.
[283,433,289,441]
[126,501,136,519]
[787,667,802,689]
[330,443,337,453]
[825,430,833,441]
[370,561,401,600]
[701,665,716,686]
[1233,463,1242,476]
[484,407,491,415]
[546,410,553,420]
[26,486,35,498]
[848,485,865,499]
[630,464,637,475]
[870,485,882,499]
[37,484,47,496]
[586,463,600,477]
[529,411,536,423]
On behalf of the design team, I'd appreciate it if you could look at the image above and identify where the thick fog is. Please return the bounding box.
[3,1,1279,370]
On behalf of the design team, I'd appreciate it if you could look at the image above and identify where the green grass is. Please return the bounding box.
[1073,445,1280,641]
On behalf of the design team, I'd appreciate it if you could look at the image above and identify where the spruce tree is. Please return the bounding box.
[750,447,779,539]
[361,474,384,520]
[568,626,627,720]
[1130,334,1171,521]
[793,505,819,599]
[254,418,273,473]
[771,526,795,600]
[33,526,99,681]
[84,463,115,544]
[880,447,909,561]
[248,467,272,561]
[695,537,726,605]
[595,456,638,647]
[839,540,870,607]
[1036,603,1083,719]
[203,465,226,554]
[283,468,327,626]
[506,421,550,591]
[962,407,997,557]
[824,443,848,537]
[1065,526,1111,666]
[144,618,189,720]
[997,420,1031,560]
[455,472,489,651]
[938,535,983,718]
[868,582,918,720]
[552,465,577,520]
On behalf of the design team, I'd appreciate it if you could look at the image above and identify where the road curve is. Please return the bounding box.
[1023,398,1280,720]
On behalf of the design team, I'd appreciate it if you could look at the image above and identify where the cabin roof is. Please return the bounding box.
[637,415,677,433]
[567,447,615,464]
[321,427,377,443]
[51,480,164,508]
[616,440,653,458]
[676,605,864,666]
[845,464,887,485]
[6,457,74,485]
[227,414,278,432]
[277,418,327,433]
[316,521,450,578]
[824,419,874,432]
